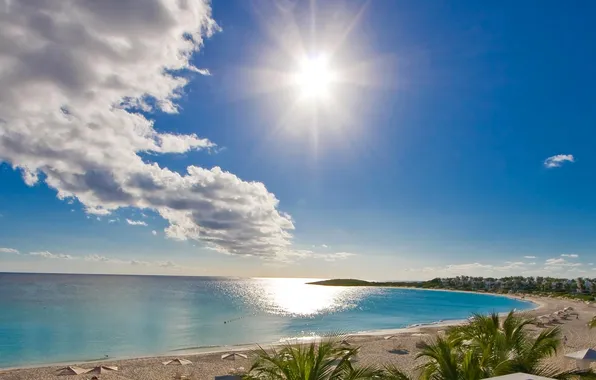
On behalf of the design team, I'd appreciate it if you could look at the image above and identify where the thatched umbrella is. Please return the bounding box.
[85,365,119,374]
[57,366,87,375]
[221,352,248,361]
[162,358,193,366]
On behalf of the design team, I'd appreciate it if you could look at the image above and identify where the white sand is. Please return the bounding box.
[2,295,596,380]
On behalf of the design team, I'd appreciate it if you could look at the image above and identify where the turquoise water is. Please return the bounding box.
[0,273,534,368]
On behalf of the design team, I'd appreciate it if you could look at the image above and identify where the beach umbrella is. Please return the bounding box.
[482,373,557,380]
[537,315,550,324]
[85,365,119,374]
[57,366,87,375]
[221,352,248,361]
[565,348,596,370]
[162,358,193,366]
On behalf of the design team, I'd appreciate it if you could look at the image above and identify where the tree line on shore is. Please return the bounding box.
[310,277,596,301]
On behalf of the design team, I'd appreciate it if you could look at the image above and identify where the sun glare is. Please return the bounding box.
[294,56,336,99]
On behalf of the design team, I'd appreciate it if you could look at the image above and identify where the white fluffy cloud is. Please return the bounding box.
[523,255,537,259]
[561,254,579,258]
[0,247,20,254]
[544,154,574,168]
[0,0,295,259]
[126,219,148,226]
[152,230,158,236]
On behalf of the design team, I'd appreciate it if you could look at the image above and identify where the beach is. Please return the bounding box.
[2,295,596,380]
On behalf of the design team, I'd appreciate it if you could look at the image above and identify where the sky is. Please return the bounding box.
[1,0,595,280]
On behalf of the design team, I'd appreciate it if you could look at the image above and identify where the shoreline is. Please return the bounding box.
[0,290,541,372]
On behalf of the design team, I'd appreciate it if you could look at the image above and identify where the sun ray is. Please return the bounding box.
[225,0,398,161]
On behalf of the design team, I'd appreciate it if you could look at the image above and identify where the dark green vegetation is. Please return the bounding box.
[309,276,596,301]
[244,311,593,380]
[307,279,433,288]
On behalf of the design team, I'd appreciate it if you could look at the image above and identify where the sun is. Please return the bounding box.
[293,55,336,99]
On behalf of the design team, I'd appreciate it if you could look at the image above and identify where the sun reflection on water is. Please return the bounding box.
[247,278,371,317]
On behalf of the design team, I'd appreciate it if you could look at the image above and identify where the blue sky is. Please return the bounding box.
[1,0,595,279]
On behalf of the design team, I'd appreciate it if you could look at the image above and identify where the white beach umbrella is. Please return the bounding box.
[565,348,596,370]
[482,373,556,380]
[57,366,87,375]
[221,352,248,361]
[85,365,119,374]
[162,358,193,365]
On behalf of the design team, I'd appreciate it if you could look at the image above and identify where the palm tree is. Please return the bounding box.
[381,364,414,380]
[415,336,485,380]
[417,311,568,379]
[244,340,382,380]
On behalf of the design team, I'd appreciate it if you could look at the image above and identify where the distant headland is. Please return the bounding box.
[308,276,596,301]
[308,279,427,287]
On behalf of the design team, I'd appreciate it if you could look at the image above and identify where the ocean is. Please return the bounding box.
[0,273,534,368]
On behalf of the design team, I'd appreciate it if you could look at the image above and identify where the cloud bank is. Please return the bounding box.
[0,0,295,259]
[544,154,574,168]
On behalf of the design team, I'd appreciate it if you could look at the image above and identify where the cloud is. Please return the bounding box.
[126,219,148,226]
[545,258,565,265]
[29,251,73,260]
[544,154,574,168]
[0,247,20,254]
[152,230,157,236]
[195,68,211,76]
[284,250,355,263]
[544,257,581,269]
[0,1,295,260]
[85,254,115,263]
[321,244,329,248]
[561,254,578,258]
[158,260,178,268]
[321,252,354,261]
[523,256,537,259]
[84,254,178,268]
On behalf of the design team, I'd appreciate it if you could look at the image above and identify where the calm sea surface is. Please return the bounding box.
[0,273,534,368]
